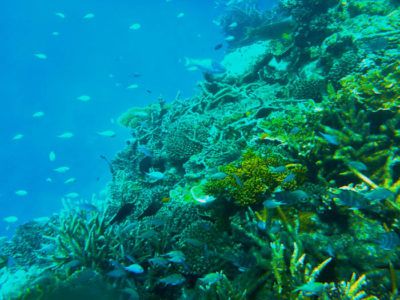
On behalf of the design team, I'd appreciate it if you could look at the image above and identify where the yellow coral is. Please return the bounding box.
[204,150,307,206]
[339,62,400,111]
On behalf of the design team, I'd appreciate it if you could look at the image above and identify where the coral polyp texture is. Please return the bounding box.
[2,0,400,299]
[204,150,306,206]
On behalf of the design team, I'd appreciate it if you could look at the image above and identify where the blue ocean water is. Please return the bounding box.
[0,0,253,236]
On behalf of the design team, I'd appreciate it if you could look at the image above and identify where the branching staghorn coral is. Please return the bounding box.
[313,60,400,203]
[230,207,384,299]
[336,273,379,300]
[44,209,122,270]
[195,271,248,300]
[270,241,334,298]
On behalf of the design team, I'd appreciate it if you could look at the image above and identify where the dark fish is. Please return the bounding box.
[107,269,126,278]
[126,255,136,263]
[148,256,169,268]
[100,155,115,174]
[331,190,367,210]
[109,259,124,269]
[347,161,367,172]
[164,250,185,264]
[182,238,204,247]
[208,172,227,180]
[138,200,162,219]
[130,72,141,78]
[64,259,82,270]
[319,132,339,145]
[146,89,152,94]
[376,232,400,250]
[365,188,394,202]
[275,190,309,204]
[121,287,140,300]
[269,166,287,173]
[109,203,135,225]
[214,43,223,50]
[159,273,186,286]
[263,199,286,208]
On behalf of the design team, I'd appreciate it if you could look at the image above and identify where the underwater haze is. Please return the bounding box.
[1,0,400,299]
[0,0,229,235]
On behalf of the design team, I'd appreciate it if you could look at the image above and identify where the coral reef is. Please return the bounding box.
[2,0,400,299]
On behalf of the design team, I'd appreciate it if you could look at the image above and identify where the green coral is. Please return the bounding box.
[118,106,149,129]
[204,150,307,206]
[314,60,400,195]
[347,0,394,16]
[163,116,209,163]
[46,210,121,271]
[338,61,400,111]
[258,101,322,157]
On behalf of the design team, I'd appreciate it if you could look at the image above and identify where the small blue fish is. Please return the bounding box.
[294,282,327,296]
[365,188,394,202]
[347,161,367,172]
[64,259,81,270]
[37,243,56,254]
[183,238,204,247]
[274,190,308,204]
[257,221,267,231]
[137,145,153,157]
[159,273,186,286]
[146,218,166,227]
[209,172,228,180]
[232,174,243,187]
[164,250,185,264]
[199,272,224,285]
[319,132,339,145]
[269,166,287,173]
[106,269,126,278]
[376,232,400,251]
[125,263,144,274]
[148,256,169,268]
[332,190,367,210]
[282,173,296,184]
[269,221,282,234]
[263,199,287,209]
[290,127,301,135]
